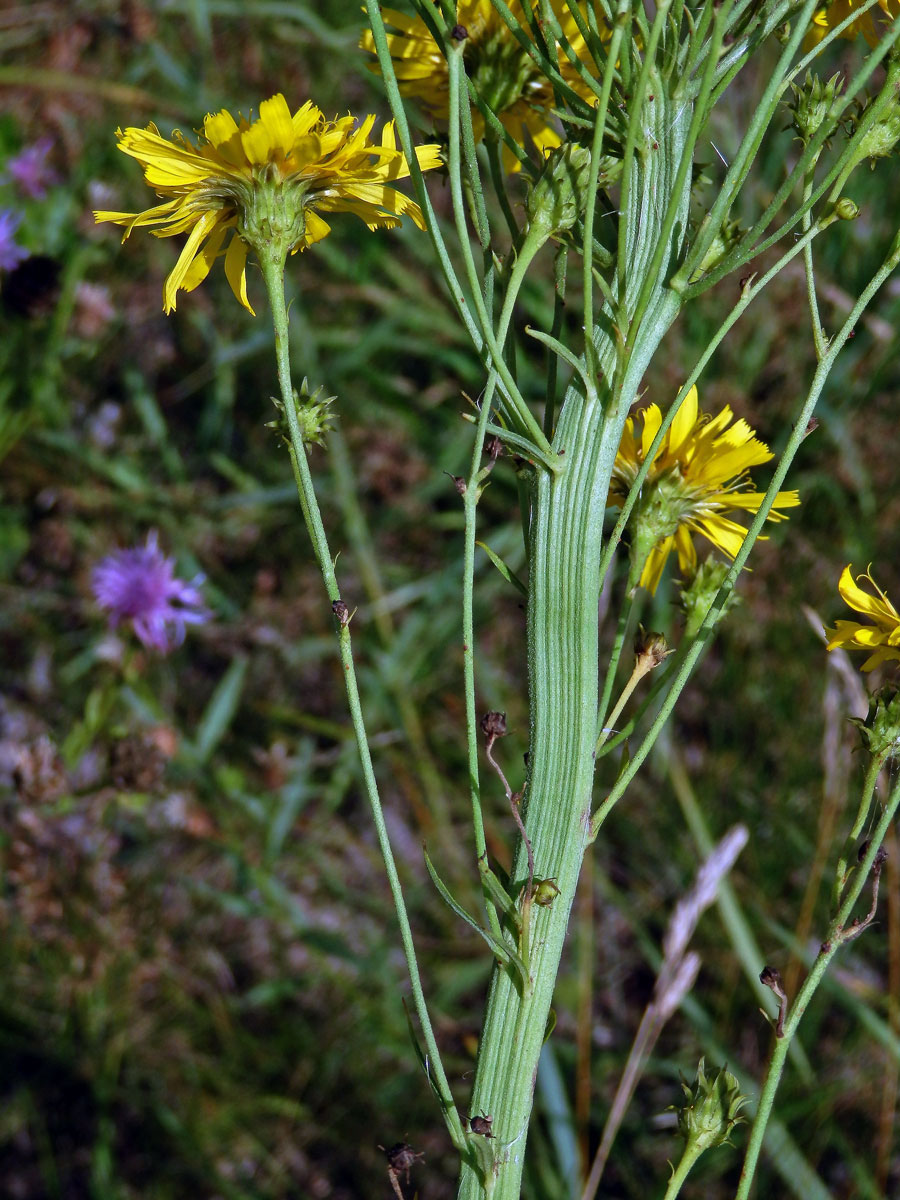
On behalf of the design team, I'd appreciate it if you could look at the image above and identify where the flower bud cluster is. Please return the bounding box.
[689,217,743,282]
[524,145,621,241]
[850,684,900,760]
[850,89,900,165]
[525,143,593,239]
[675,1059,747,1155]
[267,377,337,448]
[787,72,843,144]
[680,558,741,639]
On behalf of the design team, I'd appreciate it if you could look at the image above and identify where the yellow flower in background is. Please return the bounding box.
[610,386,801,594]
[361,2,606,171]
[805,0,898,48]
[95,93,441,313]
[825,565,900,670]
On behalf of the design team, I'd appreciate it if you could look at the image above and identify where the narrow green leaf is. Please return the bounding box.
[525,326,596,395]
[475,541,528,596]
[192,656,248,765]
[424,847,529,988]
[478,856,523,927]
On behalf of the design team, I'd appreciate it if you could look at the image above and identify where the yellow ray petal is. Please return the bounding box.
[301,209,332,247]
[640,536,674,594]
[668,385,698,454]
[162,209,223,312]
[838,565,900,625]
[258,93,296,158]
[224,233,254,314]
[640,404,663,462]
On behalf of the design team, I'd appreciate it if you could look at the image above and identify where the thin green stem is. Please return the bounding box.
[328,425,459,842]
[463,372,504,942]
[673,0,819,290]
[801,166,827,361]
[581,5,627,358]
[485,138,519,243]
[543,245,568,440]
[661,1142,704,1200]
[597,655,651,751]
[446,42,557,458]
[459,229,559,921]
[735,769,900,1199]
[597,585,638,739]
[831,751,886,910]
[682,16,900,296]
[680,0,716,80]
[592,230,900,840]
[598,217,827,600]
[364,0,484,353]
[616,0,671,308]
[459,93,492,260]
[259,249,466,1150]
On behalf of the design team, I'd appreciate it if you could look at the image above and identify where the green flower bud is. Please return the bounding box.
[689,217,743,282]
[849,684,900,759]
[854,96,900,164]
[525,143,601,239]
[834,197,860,221]
[787,72,843,145]
[679,558,741,639]
[628,470,692,584]
[532,877,560,907]
[235,166,309,262]
[470,29,533,116]
[267,376,336,448]
[675,1058,747,1155]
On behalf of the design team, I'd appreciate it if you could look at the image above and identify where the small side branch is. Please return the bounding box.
[481,711,535,897]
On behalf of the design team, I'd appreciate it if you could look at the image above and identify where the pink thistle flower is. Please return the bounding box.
[92,531,209,653]
[5,138,57,199]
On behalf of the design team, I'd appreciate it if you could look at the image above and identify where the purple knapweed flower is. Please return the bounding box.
[0,209,28,272]
[5,138,56,199]
[92,531,209,653]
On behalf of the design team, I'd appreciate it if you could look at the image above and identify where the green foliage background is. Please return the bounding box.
[1,2,899,1197]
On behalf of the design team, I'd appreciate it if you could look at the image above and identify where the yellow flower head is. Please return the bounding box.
[805,0,898,49]
[361,3,605,171]
[825,565,900,670]
[95,93,441,314]
[610,386,801,593]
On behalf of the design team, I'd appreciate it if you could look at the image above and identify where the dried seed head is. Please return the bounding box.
[480,711,508,739]
[633,626,672,673]
[467,1112,494,1137]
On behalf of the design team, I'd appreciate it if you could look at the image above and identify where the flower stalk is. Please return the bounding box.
[258,242,467,1151]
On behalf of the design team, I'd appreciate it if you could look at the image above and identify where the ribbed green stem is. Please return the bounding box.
[456,78,690,1200]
